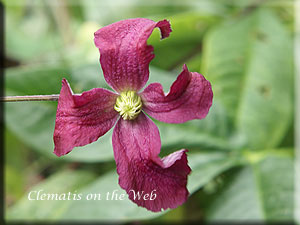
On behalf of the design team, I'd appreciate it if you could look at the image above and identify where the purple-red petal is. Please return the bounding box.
[141,64,213,123]
[112,113,191,212]
[53,79,119,156]
[94,18,171,93]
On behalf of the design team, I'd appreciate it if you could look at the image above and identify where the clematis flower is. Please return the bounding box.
[53,18,213,212]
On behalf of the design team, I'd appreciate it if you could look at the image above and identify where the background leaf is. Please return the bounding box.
[201,9,294,149]
[148,12,220,70]
[204,152,294,222]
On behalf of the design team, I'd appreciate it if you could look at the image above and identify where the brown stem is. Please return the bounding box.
[0,95,59,102]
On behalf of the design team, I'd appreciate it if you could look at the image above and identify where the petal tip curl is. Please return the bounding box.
[155,19,172,39]
[142,64,213,123]
[128,148,191,212]
[93,18,172,92]
[112,113,191,212]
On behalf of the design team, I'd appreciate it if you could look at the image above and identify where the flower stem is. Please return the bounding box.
[0,95,59,102]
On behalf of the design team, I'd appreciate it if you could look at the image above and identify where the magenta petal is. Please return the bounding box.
[53,79,119,156]
[94,18,171,93]
[141,64,213,123]
[112,113,191,212]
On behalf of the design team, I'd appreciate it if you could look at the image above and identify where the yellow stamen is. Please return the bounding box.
[114,91,142,120]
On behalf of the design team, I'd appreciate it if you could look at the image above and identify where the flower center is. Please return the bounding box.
[114,91,142,120]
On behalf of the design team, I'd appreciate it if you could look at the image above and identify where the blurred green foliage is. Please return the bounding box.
[3,0,295,223]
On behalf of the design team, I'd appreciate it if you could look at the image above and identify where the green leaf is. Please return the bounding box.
[204,152,294,222]
[5,64,231,162]
[5,3,63,63]
[187,151,239,193]
[5,66,68,160]
[6,170,96,221]
[201,9,294,149]
[80,0,226,31]
[6,151,237,221]
[148,12,220,70]
[5,130,30,202]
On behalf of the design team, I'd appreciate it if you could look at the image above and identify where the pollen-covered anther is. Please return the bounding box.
[114,91,142,120]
